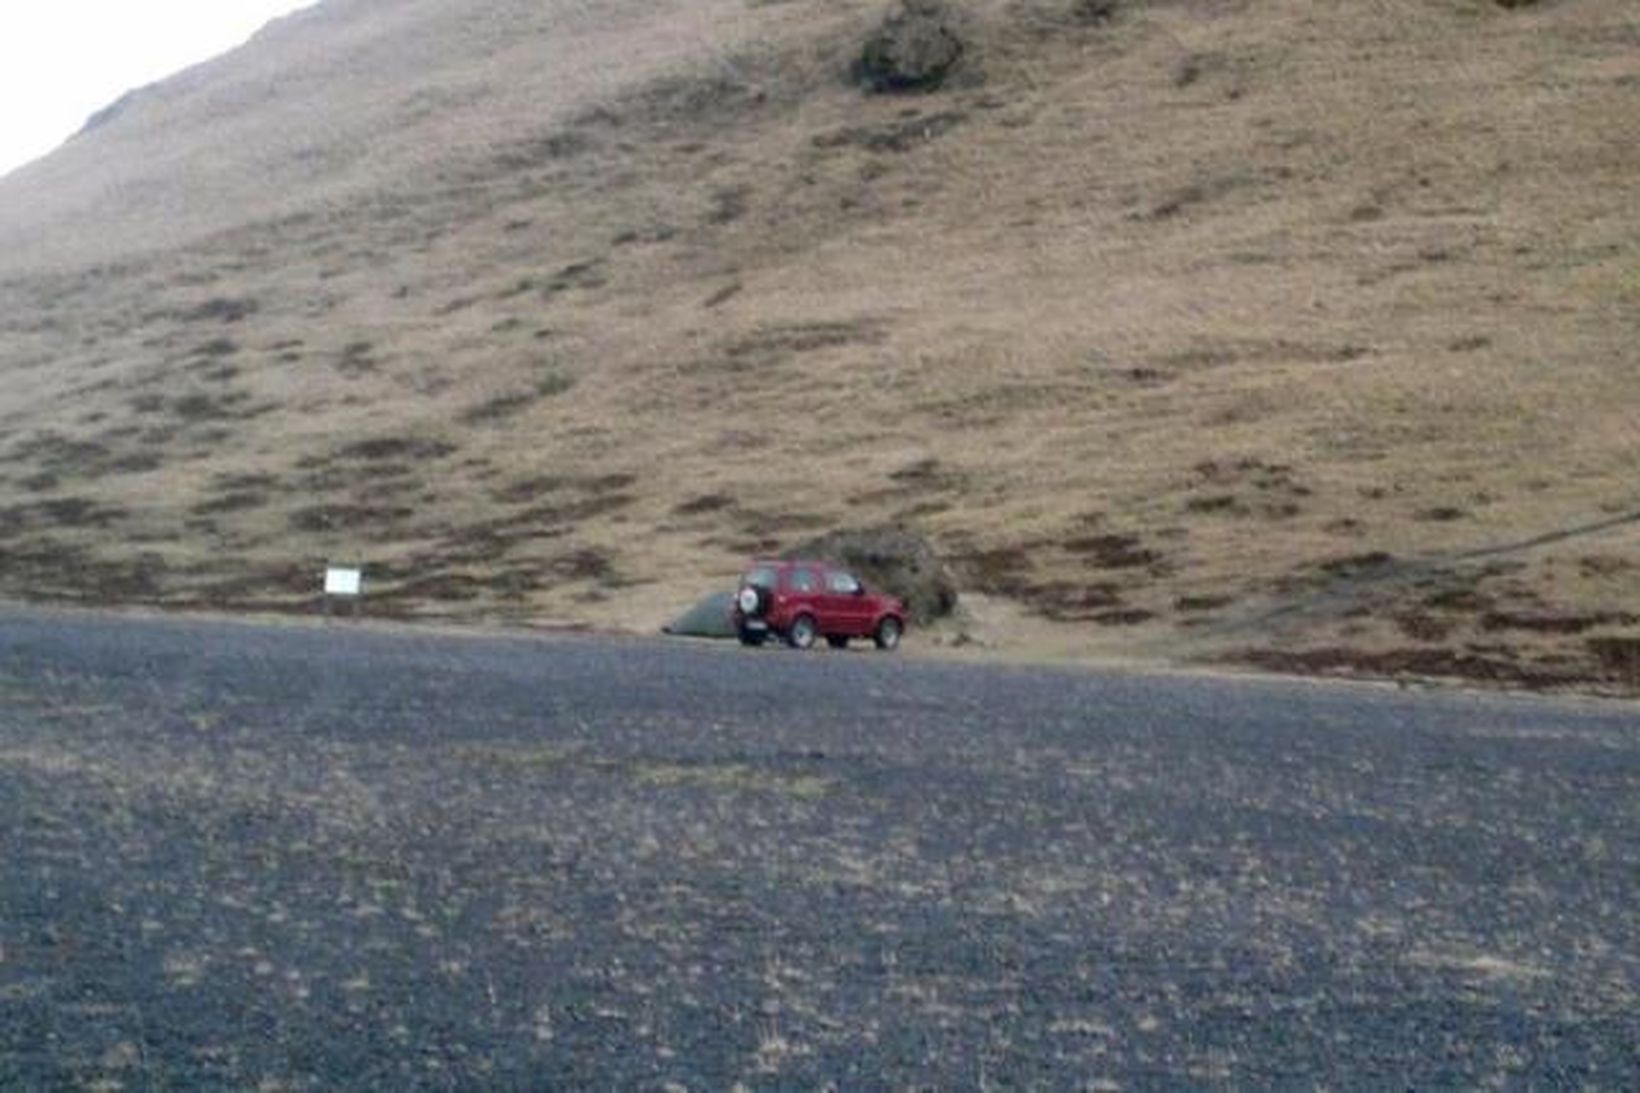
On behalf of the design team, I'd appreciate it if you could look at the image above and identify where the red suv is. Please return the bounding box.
[732,560,907,651]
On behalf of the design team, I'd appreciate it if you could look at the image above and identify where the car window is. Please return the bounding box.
[790,568,820,593]
[743,566,777,589]
[825,570,861,594]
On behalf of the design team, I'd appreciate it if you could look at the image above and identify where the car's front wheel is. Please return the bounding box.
[874,617,903,651]
[787,614,818,650]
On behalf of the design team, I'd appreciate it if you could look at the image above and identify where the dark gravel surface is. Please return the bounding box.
[1,607,1636,1088]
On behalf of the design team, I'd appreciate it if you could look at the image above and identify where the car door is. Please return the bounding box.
[822,567,871,636]
[787,566,823,628]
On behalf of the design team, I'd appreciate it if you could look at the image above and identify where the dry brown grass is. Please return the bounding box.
[0,0,1636,688]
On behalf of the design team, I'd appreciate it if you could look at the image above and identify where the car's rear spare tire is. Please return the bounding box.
[737,586,767,617]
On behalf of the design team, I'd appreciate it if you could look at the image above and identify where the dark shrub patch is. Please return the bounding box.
[1484,611,1637,635]
[1423,586,1494,612]
[20,473,60,492]
[536,372,576,398]
[337,341,377,374]
[1093,609,1155,626]
[724,321,880,366]
[460,391,538,425]
[551,547,617,582]
[214,472,280,492]
[708,186,750,224]
[1185,494,1242,515]
[194,338,239,358]
[703,283,743,308]
[1177,594,1235,613]
[544,261,606,295]
[576,473,638,493]
[337,436,456,462]
[108,452,164,474]
[786,526,958,621]
[1579,555,1635,577]
[494,475,571,504]
[179,297,258,323]
[193,492,268,516]
[889,457,943,484]
[1072,0,1118,22]
[174,393,229,420]
[514,494,636,528]
[1587,636,1640,680]
[1232,646,1573,689]
[1319,552,1396,578]
[1035,581,1124,620]
[289,504,413,532]
[953,545,1033,595]
[1397,613,1454,642]
[5,498,130,529]
[674,494,736,516]
[737,510,830,536]
[1064,533,1158,569]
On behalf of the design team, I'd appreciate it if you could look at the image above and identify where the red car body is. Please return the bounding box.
[731,559,907,650]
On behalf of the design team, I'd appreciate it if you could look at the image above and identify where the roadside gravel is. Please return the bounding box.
[1,608,1635,1086]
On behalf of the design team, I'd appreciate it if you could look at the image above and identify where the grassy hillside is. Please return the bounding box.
[1,0,1636,691]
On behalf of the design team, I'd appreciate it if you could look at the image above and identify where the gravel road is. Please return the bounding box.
[1,607,1636,1087]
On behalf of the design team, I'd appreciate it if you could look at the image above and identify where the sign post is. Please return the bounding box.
[323,565,364,618]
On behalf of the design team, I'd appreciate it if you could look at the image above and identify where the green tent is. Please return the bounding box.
[661,590,737,639]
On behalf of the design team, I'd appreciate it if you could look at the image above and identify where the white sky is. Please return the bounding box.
[0,1,316,179]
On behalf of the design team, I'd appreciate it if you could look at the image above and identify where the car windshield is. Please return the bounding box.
[742,566,778,589]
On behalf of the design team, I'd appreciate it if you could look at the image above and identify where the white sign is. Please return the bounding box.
[324,566,363,597]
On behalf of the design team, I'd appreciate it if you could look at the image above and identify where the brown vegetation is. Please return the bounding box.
[0,0,1635,691]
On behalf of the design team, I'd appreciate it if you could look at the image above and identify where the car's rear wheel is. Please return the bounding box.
[787,614,818,650]
[874,617,903,651]
[826,635,849,650]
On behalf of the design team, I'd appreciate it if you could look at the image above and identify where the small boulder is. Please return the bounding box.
[854,0,966,94]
